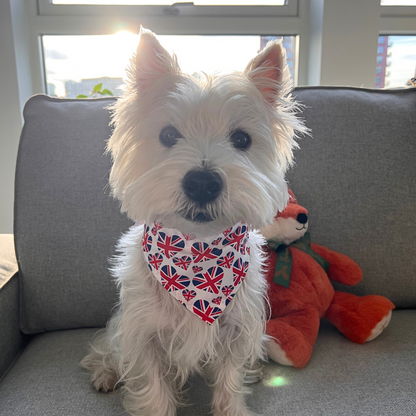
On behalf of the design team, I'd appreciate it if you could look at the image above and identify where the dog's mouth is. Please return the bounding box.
[178,209,214,223]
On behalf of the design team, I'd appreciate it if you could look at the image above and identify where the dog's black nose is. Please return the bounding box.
[183,170,223,204]
[296,213,308,224]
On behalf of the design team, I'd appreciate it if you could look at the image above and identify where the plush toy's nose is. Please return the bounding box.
[182,170,223,204]
[296,213,308,224]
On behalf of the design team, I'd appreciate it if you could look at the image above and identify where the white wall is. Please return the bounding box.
[0,0,24,234]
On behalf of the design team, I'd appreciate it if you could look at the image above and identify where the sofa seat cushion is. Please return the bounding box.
[0,310,415,416]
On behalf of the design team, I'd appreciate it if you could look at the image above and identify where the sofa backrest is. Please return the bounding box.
[288,87,416,309]
[14,88,416,334]
[15,95,131,334]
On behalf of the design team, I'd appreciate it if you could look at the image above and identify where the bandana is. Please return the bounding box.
[142,221,250,325]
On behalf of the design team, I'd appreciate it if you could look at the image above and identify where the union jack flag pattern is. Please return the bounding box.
[148,252,163,271]
[142,221,250,325]
[160,265,190,292]
[173,256,192,270]
[217,252,235,269]
[157,232,185,258]
[193,300,222,324]
[142,227,153,252]
[182,289,197,302]
[212,296,222,305]
[221,285,236,305]
[223,224,248,253]
[232,258,249,286]
[151,222,163,236]
[193,266,224,294]
[221,285,234,297]
[191,242,222,263]
[212,237,222,246]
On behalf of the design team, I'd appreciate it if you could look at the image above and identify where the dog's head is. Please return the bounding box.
[108,28,306,236]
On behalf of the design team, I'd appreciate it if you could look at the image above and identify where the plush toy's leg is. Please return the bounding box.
[266,307,320,369]
[325,291,395,344]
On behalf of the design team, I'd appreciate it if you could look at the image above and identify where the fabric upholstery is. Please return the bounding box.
[288,88,416,309]
[14,95,132,334]
[0,275,21,380]
[0,310,415,416]
[13,88,416,335]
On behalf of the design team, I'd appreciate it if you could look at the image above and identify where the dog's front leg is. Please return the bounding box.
[121,338,178,416]
[208,347,259,416]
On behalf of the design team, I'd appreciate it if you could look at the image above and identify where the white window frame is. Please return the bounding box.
[381,4,416,18]
[28,0,307,94]
[38,0,299,17]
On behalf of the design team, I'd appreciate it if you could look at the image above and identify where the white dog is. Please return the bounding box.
[81,28,305,416]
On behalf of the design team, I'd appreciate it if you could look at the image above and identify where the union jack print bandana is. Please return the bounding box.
[142,221,250,325]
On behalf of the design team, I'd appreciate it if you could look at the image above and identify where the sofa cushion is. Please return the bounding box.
[15,95,131,334]
[0,310,414,415]
[288,87,416,309]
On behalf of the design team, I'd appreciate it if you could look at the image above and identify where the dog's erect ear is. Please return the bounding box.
[134,27,180,89]
[244,41,289,104]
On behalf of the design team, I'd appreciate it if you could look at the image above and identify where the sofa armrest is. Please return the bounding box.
[0,234,22,380]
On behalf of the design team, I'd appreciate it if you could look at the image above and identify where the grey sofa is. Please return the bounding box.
[1,87,415,416]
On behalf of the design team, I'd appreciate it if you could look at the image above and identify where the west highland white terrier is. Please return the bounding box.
[81,28,306,416]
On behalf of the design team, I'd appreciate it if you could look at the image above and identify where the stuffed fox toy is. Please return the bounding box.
[260,191,395,368]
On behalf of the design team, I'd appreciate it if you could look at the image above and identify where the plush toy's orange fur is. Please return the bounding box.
[260,192,395,369]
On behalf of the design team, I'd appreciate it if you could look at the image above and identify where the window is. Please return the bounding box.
[375,35,416,88]
[39,0,296,17]
[43,33,297,98]
[377,46,384,54]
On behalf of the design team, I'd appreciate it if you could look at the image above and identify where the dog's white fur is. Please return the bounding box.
[81,28,306,416]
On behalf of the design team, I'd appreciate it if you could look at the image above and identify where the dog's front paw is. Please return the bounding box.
[243,362,263,385]
[92,369,120,392]
[80,354,120,393]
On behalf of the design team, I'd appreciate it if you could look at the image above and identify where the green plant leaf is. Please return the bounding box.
[101,89,114,96]
[93,83,103,93]
[76,94,88,99]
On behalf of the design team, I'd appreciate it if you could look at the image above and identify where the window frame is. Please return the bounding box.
[381,4,416,17]
[29,0,307,94]
[38,0,299,17]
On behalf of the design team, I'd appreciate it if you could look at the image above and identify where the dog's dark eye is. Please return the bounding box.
[159,126,182,147]
[230,130,251,150]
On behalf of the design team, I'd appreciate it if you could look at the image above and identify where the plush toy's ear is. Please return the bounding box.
[134,27,180,90]
[244,40,289,104]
